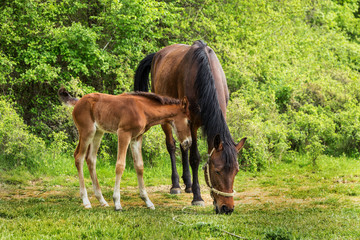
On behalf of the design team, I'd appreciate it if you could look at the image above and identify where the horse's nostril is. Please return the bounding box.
[221,205,234,215]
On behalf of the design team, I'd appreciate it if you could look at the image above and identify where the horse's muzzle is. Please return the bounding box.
[215,203,234,215]
[181,138,192,150]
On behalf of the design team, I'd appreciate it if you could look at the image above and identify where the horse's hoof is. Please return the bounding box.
[84,204,92,209]
[185,187,192,193]
[192,200,205,206]
[114,205,123,211]
[148,205,155,210]
[101,202,109,207]
[170,188,181,194]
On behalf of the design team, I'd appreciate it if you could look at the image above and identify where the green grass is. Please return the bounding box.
[1,154,360,239]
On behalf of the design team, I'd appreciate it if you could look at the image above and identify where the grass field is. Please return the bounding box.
[1,154,360,239]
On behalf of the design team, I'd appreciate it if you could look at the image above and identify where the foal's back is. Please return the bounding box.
[72,93,145,134]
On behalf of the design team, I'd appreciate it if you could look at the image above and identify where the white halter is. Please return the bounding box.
[203,148,236,197]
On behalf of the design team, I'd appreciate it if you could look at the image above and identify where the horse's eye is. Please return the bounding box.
[215,171,220,175]
[187,120,191,125]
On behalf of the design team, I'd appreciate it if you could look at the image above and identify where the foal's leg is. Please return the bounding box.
[113,130,131,211]
[85,130,109,207]
[74,130,95,208]
[130,137,155,209]
[161,123,181,194]
[189,128,204,206]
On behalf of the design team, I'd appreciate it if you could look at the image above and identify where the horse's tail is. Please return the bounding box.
[134,53,156,92]
[58,87,79,107]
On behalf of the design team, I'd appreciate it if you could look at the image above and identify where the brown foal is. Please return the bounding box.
[58,88,192,210]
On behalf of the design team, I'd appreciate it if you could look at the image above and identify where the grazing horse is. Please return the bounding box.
[134,40,246,214]
[58,88,192,210]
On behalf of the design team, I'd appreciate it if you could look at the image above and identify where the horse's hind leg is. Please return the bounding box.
[86,130,109,207]
[161,124,181,194]
[74,131,94,209]
[131,137,155,209]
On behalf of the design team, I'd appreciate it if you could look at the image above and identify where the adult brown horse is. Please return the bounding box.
[134,40,246,214]
[58,88,191,210]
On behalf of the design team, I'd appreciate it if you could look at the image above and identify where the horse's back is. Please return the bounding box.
[151,44,190,98]
[151,41,229,118]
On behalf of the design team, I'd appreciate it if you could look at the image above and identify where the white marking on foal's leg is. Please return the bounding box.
[94,186,109,207]
[80,187,92,209]
[140,188,155,210]
[131,139,155,210]
[113,174,122,211]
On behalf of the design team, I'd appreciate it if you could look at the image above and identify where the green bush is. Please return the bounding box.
[0,99,46,169]
[142,125,168,167]
[333,103,360,157]
[227,92,289,171]
[1,0,360,172]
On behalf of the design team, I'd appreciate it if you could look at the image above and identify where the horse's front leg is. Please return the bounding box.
[161,124,181,194]
[189,128,205,206]
[131,136,155,209]
[180,145,192,193]
[113,130,131,211]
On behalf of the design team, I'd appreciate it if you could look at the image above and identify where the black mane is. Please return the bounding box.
[127,91,181,105]
[192,40,237,168]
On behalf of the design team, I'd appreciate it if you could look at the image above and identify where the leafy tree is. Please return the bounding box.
[1,0,360,171]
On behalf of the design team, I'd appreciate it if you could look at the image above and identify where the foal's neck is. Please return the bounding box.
[144,104,181,126]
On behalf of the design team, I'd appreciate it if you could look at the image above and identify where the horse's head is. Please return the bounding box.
[204,135,246,214]
[171,97,192,150]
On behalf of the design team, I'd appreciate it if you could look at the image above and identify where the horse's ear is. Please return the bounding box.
[235,137,247,153]
[214,134,223,151]
[181,97,189,110]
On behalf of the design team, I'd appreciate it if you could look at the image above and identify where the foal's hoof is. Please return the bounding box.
[191,200,205,206]
[114,205,123,211]
[170,188,181,194]
[101,202,110,207]
[185,187,192,193]
[84,204,92,209]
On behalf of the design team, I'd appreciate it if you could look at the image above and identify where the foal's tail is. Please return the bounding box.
[134,53,156,92]
[58,87,79,107]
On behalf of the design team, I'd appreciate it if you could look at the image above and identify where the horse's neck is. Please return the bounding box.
[144,104,180,126]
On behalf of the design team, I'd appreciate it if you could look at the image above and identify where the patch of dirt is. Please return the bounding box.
[1,182,358,209]
[235,188,307,206]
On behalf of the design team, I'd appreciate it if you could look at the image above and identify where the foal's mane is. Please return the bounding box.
[192,40,237,168]
[128,91,181,105]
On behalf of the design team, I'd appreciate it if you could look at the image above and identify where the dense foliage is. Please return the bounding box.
[1,0,360,171]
